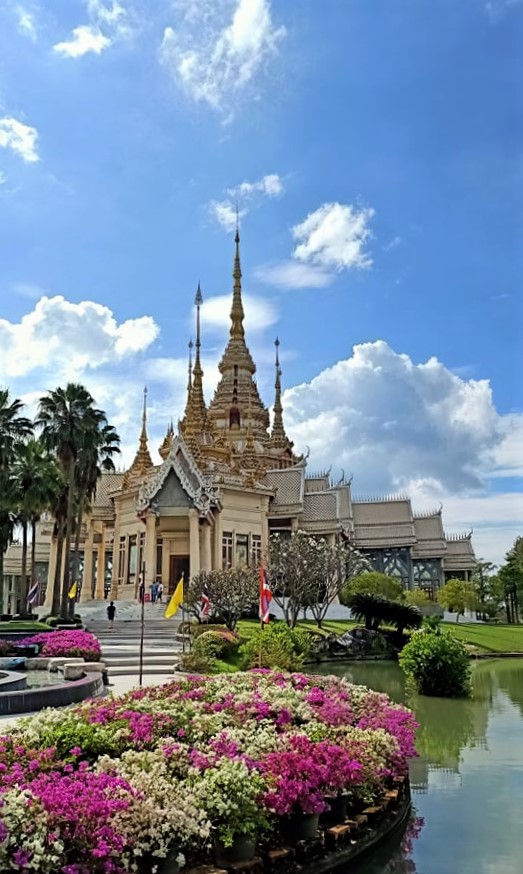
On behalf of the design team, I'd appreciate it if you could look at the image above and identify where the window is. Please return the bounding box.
[138,532,145,580]
[235,534,249,567]
[251,534,262,567]
[156,537,163,584]
[222,532,233,569]
[118,537,126,584]
[128,535,137,584]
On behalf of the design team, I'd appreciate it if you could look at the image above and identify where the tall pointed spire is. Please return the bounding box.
[271,337,289,448]
[187,339,194,395]
[123,386,153,487]
[230,224,246,341]
[184,283,207,437]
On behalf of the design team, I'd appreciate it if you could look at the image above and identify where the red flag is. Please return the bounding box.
[259,565,272,624]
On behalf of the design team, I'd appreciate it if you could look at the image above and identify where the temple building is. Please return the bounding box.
[2,232,475,611]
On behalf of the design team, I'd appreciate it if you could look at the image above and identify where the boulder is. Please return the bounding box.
[24,658,52,670]
[80,662,106,673]
[63,665,85,681]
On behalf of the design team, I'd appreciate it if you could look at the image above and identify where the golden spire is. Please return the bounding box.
[181,339,194,428]
[242,385,258,470]
[123,386,154,487]
[230,226,245,341]
[158,419,174,460]
[271,337,289,447]
[185,283,207,435]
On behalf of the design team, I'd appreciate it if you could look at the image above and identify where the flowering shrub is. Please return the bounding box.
[0,671,417,871]
[18,630,101,662]
[193,629,240,660]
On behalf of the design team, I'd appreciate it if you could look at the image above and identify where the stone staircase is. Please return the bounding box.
[84,617,184,678]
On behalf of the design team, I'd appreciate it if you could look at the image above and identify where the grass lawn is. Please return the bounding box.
[444,623,523,653]
[235,618,523,653]
[0,621,52,633]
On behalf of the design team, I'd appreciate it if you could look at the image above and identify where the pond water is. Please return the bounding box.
[24,670,70,688]
[313,659,523,874]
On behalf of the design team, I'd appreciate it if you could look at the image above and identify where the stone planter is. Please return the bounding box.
[214,834,256,866]
[323,794,348,825]
[136,851,180,874]
[280,812,320,844]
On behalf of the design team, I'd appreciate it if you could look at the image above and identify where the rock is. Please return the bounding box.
[80,662,106,673]
[56,659,84,673]
[48,658,70,671]
[63,665,85,681]
[24,658,52,670]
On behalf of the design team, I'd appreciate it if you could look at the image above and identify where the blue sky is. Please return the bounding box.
[0,0,521,564]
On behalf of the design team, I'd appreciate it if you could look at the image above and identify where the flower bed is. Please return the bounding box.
[0,670,417,872]
[13,629,101,661]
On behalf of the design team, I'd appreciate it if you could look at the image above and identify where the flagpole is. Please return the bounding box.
[138,561,146,687]
[181,573,186,656]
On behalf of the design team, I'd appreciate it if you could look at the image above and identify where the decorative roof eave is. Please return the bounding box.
[136,433,221,519]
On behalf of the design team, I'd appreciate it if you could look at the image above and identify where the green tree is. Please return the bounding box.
[0,390,33,608]
[341,570,403,603]
[437,578,477,622]
[11,439,63,611]
[187,568,259,631]
[472,559,498,620]
[402,589,431,608]
[71,422,120,609]
[36,384,111,618]
[399,626,471,697]
[498,538,523,624]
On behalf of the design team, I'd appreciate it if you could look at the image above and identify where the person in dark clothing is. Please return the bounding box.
[107,601,116,629]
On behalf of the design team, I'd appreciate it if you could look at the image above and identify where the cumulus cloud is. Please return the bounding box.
[53,1,129,58]
[282,340,501,493]
[254,201,375,290]
[201,293,278,332]
[0,117,39,162]
[160,0,286,115]
[485,0,523,21]
[53,25,111,58]
[0,296,159,378]
[292,202,374,271]
[210,172,284,231]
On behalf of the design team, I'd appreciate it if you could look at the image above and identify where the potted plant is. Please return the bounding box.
[194,759,270,865]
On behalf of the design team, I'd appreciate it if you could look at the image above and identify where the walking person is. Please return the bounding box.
[107,600,116,629]
[157,582,163,604]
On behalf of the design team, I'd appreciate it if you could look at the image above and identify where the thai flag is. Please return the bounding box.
[259,565,272,624]
[199,583,211,619]
[27,582,39,606]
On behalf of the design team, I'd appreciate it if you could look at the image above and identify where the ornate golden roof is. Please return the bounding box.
[123,387,154,489]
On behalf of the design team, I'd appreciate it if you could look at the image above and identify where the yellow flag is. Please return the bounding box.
[164,577,184,619]
[68,581,77,599]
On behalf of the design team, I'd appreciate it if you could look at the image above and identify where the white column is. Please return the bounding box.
[145,514,156,588]
[213,513,221,570]
[94,533,106,600]
[202,522,212,571]
[44,539,58,610]
[189,511,200,579]
[80,530,94,602]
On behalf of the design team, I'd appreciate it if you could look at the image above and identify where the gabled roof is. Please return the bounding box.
[352,498,415,547]
[265,464,304,509]
[412,513,446,558]
[93,472,126,508]
[137,434,220,518]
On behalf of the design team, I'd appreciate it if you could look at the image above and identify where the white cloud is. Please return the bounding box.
[253,261,333,289]
[283,340,501,493]
[0,171,6,185]
[210,172,284,231]
[160,0,286,115]
[253,201,375,290]
[0,116,39,163]
[209,201,247,232]
[485,0,523,21]
[53,1,130,58]
[201,293,277,332]
[0,295,159,378]
[16,6,37,41]
[53,25,111,58]
[12,281,48,300]
[292,202,375,271]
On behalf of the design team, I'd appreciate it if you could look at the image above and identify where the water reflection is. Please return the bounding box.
[313,659,523,874]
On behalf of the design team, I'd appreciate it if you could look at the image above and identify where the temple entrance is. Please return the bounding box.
[169,555,190,595]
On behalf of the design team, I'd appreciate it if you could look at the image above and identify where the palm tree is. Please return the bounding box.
[0,390,33,607]
[36,384,110,618]
[71,422,120,610]
[11,439,63,611]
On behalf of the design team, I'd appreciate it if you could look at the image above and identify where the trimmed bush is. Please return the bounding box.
[193,630,240,660]
[399,626,471,697]
[18,630,101,661]
[239,622,311,671]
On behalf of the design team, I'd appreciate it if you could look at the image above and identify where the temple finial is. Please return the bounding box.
[230,221,245,341]
[187,339,194,394]
[123,384,153,487]
[271,337,288,448]
[183,283,207,437]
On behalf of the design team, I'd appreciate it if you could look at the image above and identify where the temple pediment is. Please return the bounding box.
[136,435,219,518]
